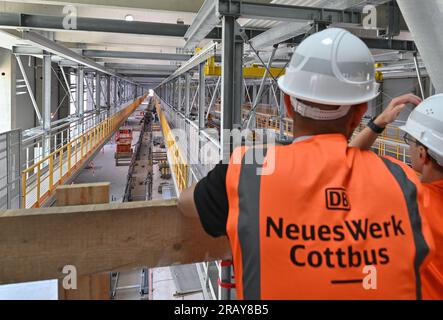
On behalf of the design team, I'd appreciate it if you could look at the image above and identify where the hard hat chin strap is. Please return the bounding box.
[290,97,351,121]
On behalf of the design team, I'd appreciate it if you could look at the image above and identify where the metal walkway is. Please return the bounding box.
[21,96,147,209]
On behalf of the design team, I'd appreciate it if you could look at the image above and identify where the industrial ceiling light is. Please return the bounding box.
[125,14,134,22]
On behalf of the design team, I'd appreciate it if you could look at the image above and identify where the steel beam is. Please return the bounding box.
[95,72,101,109]
[118,70,172,76]
[161,42,218,85]
[60,66,76,114]
[279,89,285,138]
[42,54,51,131]
[246,46,277,129]
[20,31,141,85]
[107,75,111,109]
[84,50,192,61]
[221,16,243,162]
[21,31,118,77]
[122,74,170,78]
[0,12,260,42]
[129,77,167,83]
[361,38,416,51]
[206,77,221,120]
[185,73,191,116]
[198,63,206,130]
[184,0,361,50]
[220,1,360,23]
[105,64,178,72]
[249,21,313,50]
[12,46,43,56]
[77,66,85,118]
[178,77,183,111]
[114,77,118,108]
[184,0,220,50]
[0,13,189,37]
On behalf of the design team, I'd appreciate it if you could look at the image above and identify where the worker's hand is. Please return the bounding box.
[375,94,422,128]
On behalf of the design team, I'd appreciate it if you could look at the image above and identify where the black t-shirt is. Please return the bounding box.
[193,162,229,238]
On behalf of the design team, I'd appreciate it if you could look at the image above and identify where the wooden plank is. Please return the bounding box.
[0,200,231,285]
[56,182,111,300]
[56,182,110,206]
[58,273,110,301]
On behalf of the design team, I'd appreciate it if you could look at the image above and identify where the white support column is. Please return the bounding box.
[178,77,182,111]
[95,72,101,110]
[76,66,84,135]
[185,73,191,117]
[76,66,84,117]
[198,63,206,130]
[42,53,52,159]
[279,88,285,139]
[0,48,16,133]
[106,75,111,111]
[42,54,52,132]
[114,77,118,109]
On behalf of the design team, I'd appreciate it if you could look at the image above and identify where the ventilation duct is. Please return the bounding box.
[397,0,443,93]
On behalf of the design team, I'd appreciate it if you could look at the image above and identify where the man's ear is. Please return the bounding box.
[420,146,431,164]
[284,94,294,118]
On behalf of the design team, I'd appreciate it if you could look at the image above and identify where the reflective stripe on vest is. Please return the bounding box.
[237,147,268,300]
[381,158,430,300]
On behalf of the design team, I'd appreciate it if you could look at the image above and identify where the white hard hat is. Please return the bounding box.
[400,94,443,167]
[278,28,380,108]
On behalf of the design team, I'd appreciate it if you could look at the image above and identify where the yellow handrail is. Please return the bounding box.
[251,112,410,163]
[156,103,189,194]
[21,95,147,208]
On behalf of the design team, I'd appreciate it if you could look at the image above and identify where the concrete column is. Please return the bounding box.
[0,48,16,133]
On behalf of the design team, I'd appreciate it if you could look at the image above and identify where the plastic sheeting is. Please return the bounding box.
[397,0,443,93]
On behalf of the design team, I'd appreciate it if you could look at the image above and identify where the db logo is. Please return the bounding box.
[326,188,351,211]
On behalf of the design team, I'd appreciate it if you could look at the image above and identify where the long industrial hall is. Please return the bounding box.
[0,0,443,307]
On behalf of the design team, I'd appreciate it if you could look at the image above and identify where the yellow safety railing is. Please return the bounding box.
[252,112,411,163]
[155,102,189,193]
[21,95,147,208]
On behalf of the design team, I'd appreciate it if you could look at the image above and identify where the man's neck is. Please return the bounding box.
[421,167,443,184]
[293,129,347,140]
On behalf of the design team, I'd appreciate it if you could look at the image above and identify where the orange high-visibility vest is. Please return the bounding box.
[422,180,443,300]
[226,134,434,300]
